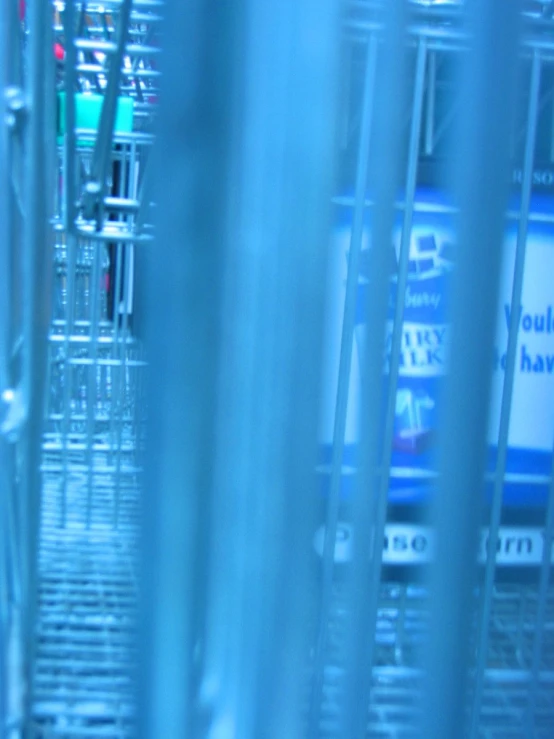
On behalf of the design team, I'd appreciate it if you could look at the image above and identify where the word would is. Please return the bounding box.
[504,304,554,334]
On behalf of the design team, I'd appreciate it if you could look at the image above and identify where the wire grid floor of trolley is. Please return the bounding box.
[314,581,554,738]
[32,526,138,735]
[32,235,145,735]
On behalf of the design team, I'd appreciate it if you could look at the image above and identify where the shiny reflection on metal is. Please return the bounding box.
[424,49,436,155]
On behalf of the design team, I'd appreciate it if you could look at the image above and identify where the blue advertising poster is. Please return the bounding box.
[318,189,554,507]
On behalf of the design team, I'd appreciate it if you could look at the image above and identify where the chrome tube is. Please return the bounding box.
[422,1,521,737]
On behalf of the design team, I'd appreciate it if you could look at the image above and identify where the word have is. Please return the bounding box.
[493,345,554,374]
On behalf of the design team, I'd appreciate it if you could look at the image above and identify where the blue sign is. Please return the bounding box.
[318,189,554,507]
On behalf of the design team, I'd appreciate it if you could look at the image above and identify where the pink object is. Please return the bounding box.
[54,43,65,61]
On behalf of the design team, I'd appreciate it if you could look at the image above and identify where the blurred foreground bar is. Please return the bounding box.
[141,0,340,737]
[423,1,521,738]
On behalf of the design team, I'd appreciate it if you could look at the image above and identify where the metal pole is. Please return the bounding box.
[60,0,78,527]
[22,0,54,726]
[0,0,21,732]
[469,49,542,738]
[0,0,11,398]
[139,1,242,736]
[202,1,340,736]
[341,3,411,737]
[422,1,521,737]
[353,37,427,723]
[309,30,378,735]
[141,1,340,737]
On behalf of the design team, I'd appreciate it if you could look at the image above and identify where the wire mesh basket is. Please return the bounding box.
[27,2,157,735]
[2,1,554,738]
[311,3,554,737]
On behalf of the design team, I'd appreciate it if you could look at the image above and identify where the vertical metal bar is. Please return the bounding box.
[61,0,78,527]
[141,1,339,737]
[422,1,521,738]
[109,240,123,451]
[139,1,239,736]
[309,32,378,734]
[235,3,339,735]
[86,238,102,528]
[63,2,77,233]
[131,26,153,105]
[1,108,22,739]
[0,463,5,735]
[136,155,153,231]
[0,0,10,398]
[526,447,554,732]
[111,144,131,527]
[114,233,132,528]
[22,0,54,722]
[379,39,427,505]
[82,13,104,95]
[343,32,426,739]
[0,1,23,727]
[0,0,10,691]
[550,86,554,163]
[469,49,541,738]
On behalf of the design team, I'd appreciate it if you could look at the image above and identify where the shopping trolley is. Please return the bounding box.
[2,0,554,738]
[33,2,159,733]
[138,1,554,738]
[2,0,158,735]
[311,2,554,737]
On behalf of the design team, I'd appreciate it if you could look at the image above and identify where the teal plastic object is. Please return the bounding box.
[57,92,134,145]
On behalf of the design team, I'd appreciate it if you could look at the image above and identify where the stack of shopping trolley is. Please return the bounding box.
[31,1,157,735]
[2,1,554,738]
